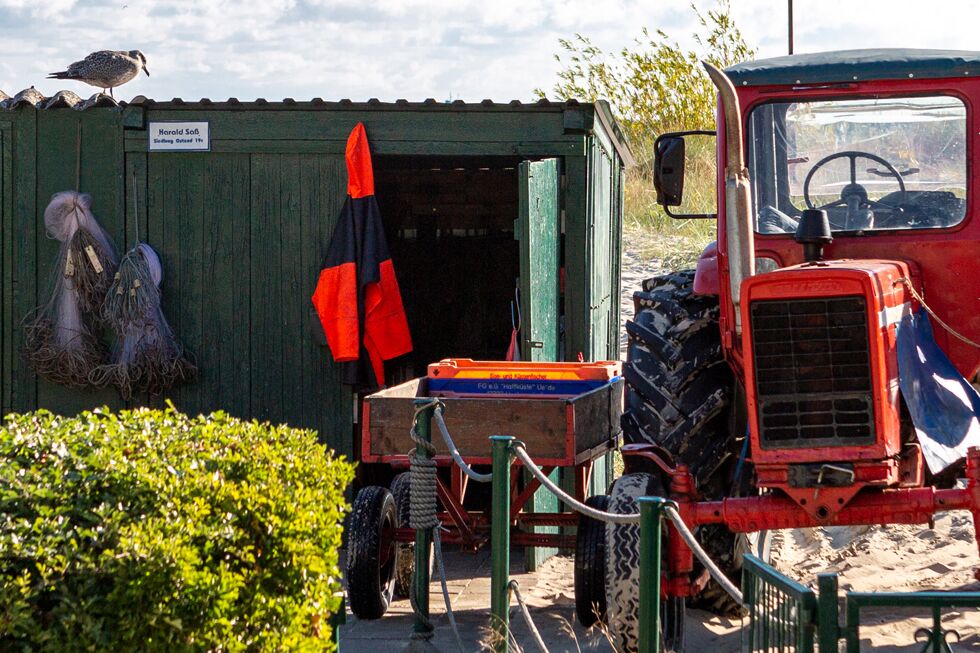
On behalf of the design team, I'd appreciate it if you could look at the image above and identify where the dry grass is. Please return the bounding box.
[625,162,716,272]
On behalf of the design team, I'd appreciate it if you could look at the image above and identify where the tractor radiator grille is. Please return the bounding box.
[750,296,875,448]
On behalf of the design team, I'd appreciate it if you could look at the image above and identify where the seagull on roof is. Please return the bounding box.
[48,50,149,99]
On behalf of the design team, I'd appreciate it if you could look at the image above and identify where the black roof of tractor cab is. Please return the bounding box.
[725,48,980,86]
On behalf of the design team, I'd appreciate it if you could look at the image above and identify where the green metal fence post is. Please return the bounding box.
[845,597,860,653]
[490,435,514,653]
[817,572,839,653]
[637,496,668,653]
[411,400,436,641]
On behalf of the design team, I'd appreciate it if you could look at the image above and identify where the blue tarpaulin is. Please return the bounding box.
[896,309,980,473]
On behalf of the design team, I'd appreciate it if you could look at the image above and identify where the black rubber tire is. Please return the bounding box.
[622,270,734,495]
[574,494,610,627]
[605,472,685,653]
[391,472,414,598]
[347,486,397,620]
[621,269,749,618]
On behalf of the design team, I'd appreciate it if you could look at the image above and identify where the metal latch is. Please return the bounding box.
[787,462,855,488]
[526,341,544,349]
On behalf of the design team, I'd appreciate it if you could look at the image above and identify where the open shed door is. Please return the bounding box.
[517,157,561,570]
[518,158,560,362]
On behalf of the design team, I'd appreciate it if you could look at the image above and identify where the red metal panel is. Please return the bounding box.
[740,260,912,466]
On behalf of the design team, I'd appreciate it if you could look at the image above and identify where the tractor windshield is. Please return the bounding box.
[748,95,966,234]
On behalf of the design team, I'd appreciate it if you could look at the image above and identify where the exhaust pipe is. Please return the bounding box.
[703,61,755,332]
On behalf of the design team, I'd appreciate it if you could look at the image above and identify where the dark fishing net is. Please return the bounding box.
[91,244,197,399]
[23,191,118,386]
[66,227,119,315]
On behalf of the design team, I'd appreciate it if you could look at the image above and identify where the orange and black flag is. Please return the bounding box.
[312,122,412,390]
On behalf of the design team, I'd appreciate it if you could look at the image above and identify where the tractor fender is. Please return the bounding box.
[693,241,720,296]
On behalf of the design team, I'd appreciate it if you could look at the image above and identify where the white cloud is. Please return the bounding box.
[1,0,979,102]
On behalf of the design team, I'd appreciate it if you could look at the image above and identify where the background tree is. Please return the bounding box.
[540,1,755,156]
[539,1,755,262]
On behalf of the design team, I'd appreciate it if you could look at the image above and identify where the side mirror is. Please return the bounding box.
[654,136,685,207]
[653,130,717,219]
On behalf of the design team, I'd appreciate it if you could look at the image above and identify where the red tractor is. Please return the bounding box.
[574,49,980,651]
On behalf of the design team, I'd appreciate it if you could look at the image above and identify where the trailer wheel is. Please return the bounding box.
[622,269,747,616]
[574,494,610,627]
[347,486,397,619]
[605,472,684,652]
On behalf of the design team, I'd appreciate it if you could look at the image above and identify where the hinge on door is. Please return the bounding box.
[561,174,568,191]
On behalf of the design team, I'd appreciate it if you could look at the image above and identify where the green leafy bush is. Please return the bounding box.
[0,407,354,652]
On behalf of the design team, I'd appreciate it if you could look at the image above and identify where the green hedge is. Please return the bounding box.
[0,407,354,652]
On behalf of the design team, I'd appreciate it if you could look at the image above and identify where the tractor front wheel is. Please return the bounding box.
[605,472,685,652]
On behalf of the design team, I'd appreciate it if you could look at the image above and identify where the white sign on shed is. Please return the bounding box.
[148,122,210,151]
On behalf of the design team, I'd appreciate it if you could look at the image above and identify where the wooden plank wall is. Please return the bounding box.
[134,150,353,456]
[0,120,10,414]
[1,109,127,415]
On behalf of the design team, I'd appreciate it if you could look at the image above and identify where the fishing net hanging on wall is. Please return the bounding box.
[90,243,196,399]
[23,191,119,387]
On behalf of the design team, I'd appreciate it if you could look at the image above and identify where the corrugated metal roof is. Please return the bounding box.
[0,90,590,111]
[125,95,592,111]
[0,87,120,110]
[0,90,632,163]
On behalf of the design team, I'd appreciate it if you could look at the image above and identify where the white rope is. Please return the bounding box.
[432,407,493,483]
[508,580,550,653]
[514,443,744,605]
[664,505,744,606]
[433,528,466,653]
[512,444,640,524]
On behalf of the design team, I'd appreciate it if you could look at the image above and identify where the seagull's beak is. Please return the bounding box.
[143,65,150,77]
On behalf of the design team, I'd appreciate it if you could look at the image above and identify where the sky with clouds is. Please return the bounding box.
[3,0,980,103]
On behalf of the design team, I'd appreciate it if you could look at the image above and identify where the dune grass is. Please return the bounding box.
[624,166,716,272]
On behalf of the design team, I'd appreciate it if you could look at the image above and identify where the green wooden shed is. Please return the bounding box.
[0,91,630,497]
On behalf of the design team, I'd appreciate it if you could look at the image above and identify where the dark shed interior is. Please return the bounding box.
[375,155,524,385]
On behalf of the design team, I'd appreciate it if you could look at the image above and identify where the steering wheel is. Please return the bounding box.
[802,151,906,229]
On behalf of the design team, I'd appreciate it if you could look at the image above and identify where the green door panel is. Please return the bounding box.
[518,158,560,362]
[518,158,561,570]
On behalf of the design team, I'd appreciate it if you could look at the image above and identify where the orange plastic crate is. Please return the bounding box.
[427,358,622,381]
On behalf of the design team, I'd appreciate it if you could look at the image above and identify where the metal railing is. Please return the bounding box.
[741,553,980,653]
[842,591,980,653]
[489,435,745,653]
[741,554,820,653]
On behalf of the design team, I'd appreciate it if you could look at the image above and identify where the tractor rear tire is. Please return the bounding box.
[605,472,685,653]
[574,494,610,627]
[347,486,398,620]
[622,270,733,493]
[621,269,744,617]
